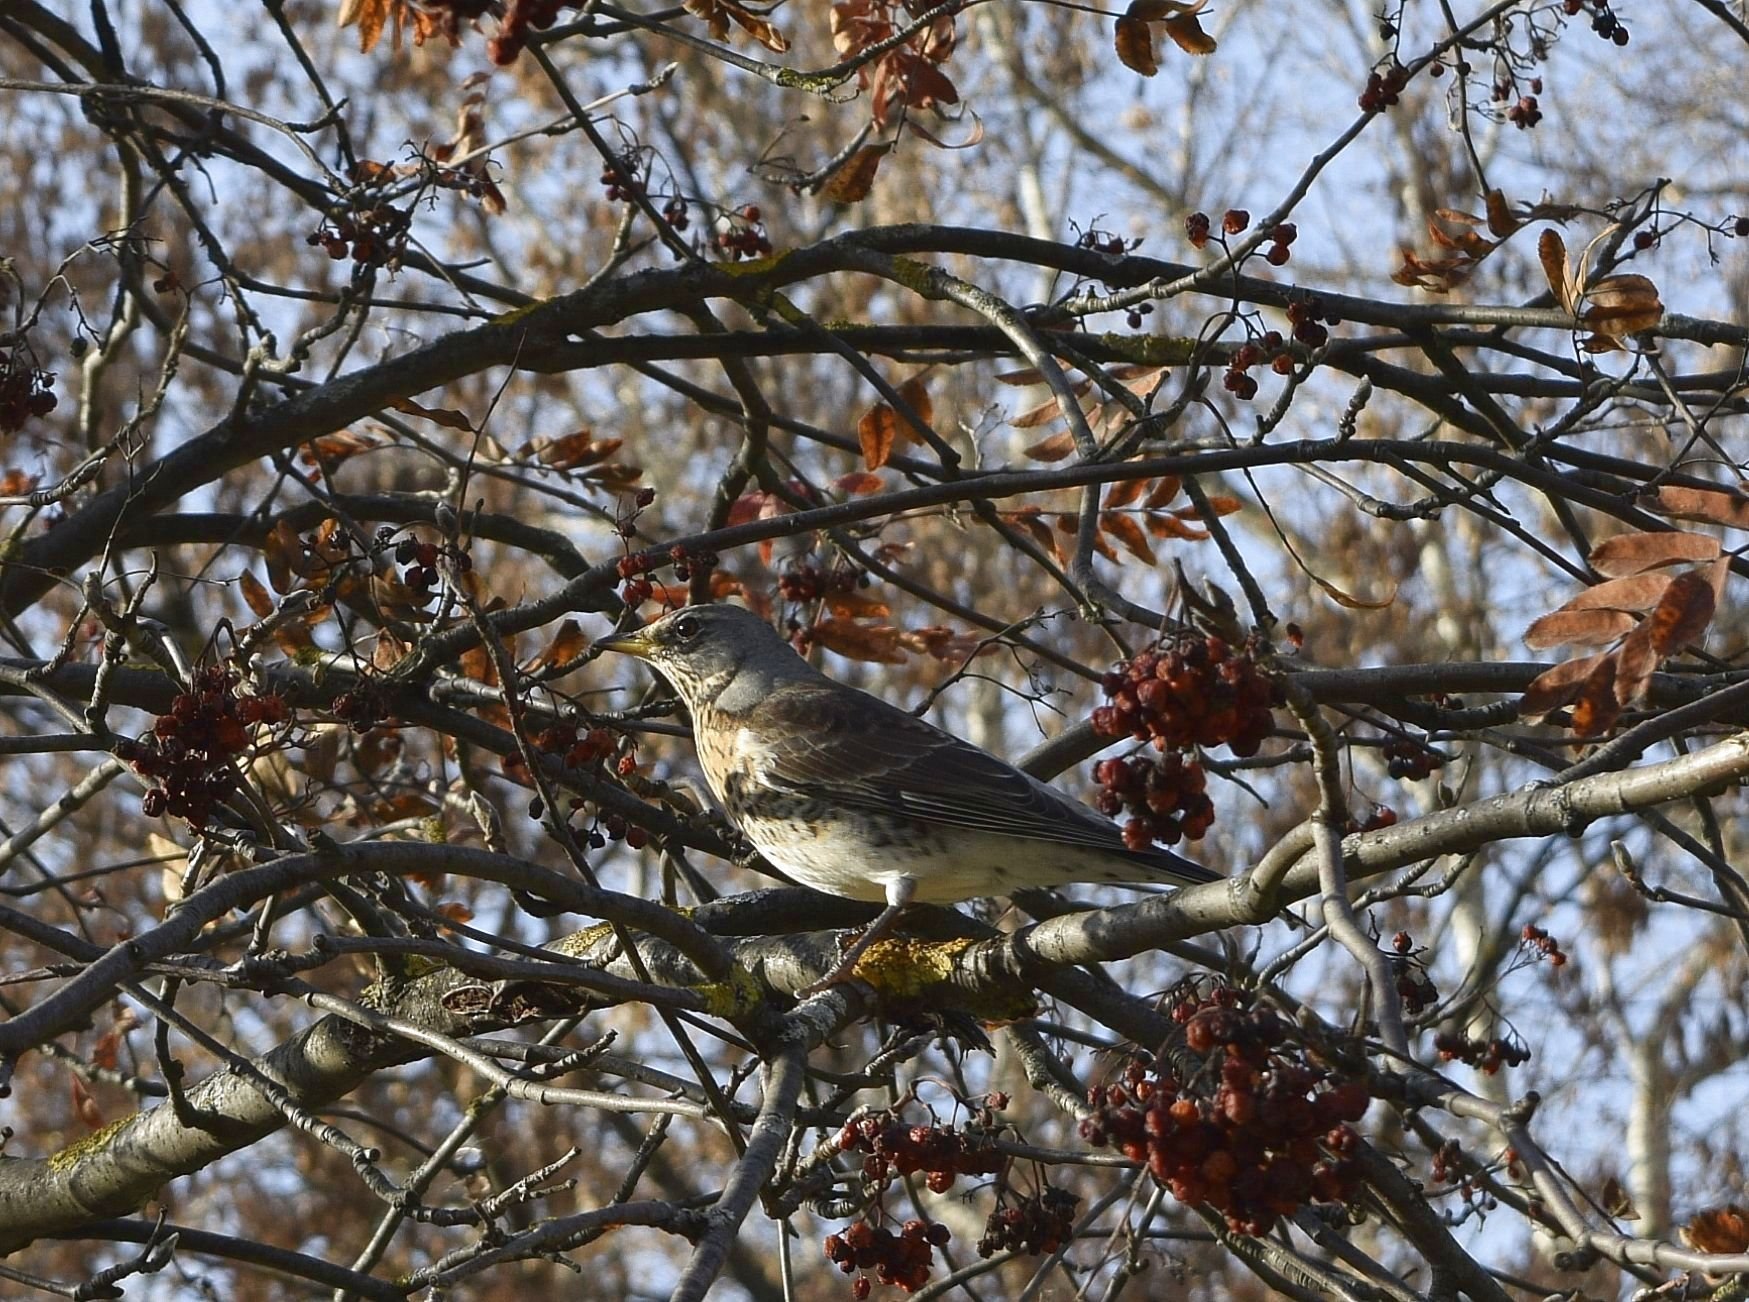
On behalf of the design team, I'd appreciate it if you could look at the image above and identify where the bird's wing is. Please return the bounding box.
[741,683,1218,887]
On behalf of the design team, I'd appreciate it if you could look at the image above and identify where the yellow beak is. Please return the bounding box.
[595,628,656,659]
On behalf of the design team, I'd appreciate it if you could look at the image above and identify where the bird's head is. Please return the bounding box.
[595,604,808,708]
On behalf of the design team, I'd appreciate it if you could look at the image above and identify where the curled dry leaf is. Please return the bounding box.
[857,376,933,471]
[1589,529,1721,576]
[1519,652,1609,717]
[1682,1205,1749,1255]
[684,0,790,52]
[1523,608,1637,651]
[821,142,892,204]
[1647,569,1715,654]
[1024,430,1079,462]
[806,617,907,665]
[1552,573,1672,615]
[1114,0,1216,76]
[1613,621,1658,707]
[1100,511,1157,565]
[1571,653,1622,737]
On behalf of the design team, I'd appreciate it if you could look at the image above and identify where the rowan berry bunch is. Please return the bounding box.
[1519,923,1568,967]
[1564,0,1631,44]
[1092,633,1280,757]
[307,205,410,268]
[835,1111,1004,1195]
[1263,221,1298,267]
[976,1187,1079,1258]
[1286,294,1337,349]
[1433,1028,1530,1074]
[668,544,717,583]
[116,665,288,829]
[332,681,390,733]
[1078,985,1371,1236]
[779,562,863,604]
[390,534,472,601]
[1387,930,1440,1014]
[1093,753,1214,848]
[598,149,647,204]
[1359,62,1409,112]
[712,205,772,260]
[0,347,57,435]
[823,1218,950,1297]
[1382,735,1444,780]
[617,553,657,606]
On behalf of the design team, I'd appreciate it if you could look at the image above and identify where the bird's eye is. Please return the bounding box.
[672,615,702,642]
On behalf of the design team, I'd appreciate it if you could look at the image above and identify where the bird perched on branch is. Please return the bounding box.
[597,604,1219,988]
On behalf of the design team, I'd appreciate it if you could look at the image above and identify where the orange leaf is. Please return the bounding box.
[531,432,623,470]
[821,143,892,204]
[338,0,397,53]
[1682,1206,1749,1255]
[825,590,892,619]
[1589,529,1721,575]
[1011,394,1067,430]
[1162,14,1217,53]
[238,570,275,619]
[1146,513,1209,541]
[1523,608,1636,650]
[1113,14,1158,74]
[1483,188,1521,238]
[1538,228,1579,315]
[1144,476,1183,508]
[1104,475,1150,510]
[528,619,588,671]
[834,471,886,496]
[1100,512,1157,565]
[807,618,907,665]
[1024,430,1078,462]
[1571,653,1622,737]
[857,377,933,470]
[1520,652,1609,718]
[1647,569,1715,654]
[1613,621,1658,706]
[1314,574,1397,609]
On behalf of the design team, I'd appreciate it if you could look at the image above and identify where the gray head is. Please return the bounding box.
[595,604,815,710]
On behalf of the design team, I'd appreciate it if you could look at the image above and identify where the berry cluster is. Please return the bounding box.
[1519,923,1568,967]
[1433,1028,1531,1074]
[1263,221,1298,267]
[116,665,288,829]
[1507,94,1543,129]
[1563,0,1631,43]
[1094,753,1214,847]
[1092,634,1281,757]
[1185,211,1212,249]
[668,544,718,583]
[392,535,472,600]
[835,1113,1003,1195]
[1359,62,1410,112]
[1389,931,1439,1015]
[598,150,646,204]
[661,197,689,231]
[307,206,411,268]
[711,205,772,260]
[488,0,568,63]
[1222,330,1295,398]
[1075,226,1140,256]
[333,681,390,733]
[1285,295,1337,349]
[617,553,658,606]
[0,348,56,435]
[779,563,863,604]
[823,1219,949,1297]
[976,1188,1079,1258]
[1079,987,1370,1235]
[1382,736,1443,780]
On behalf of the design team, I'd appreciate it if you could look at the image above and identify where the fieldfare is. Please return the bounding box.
[598,605,1219,986]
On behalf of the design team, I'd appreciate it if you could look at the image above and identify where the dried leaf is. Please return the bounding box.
[1555,573,1672,615]
[263,519,304,594]
[529,619,588,671]
[1589,529,1721,576]
[1523,608,1637,650]
[1571,653,1622,737]
[1538,228,1579,315]
[1011,393,1067,430]
[1613,621,1658,706]
[1100,511,1157,565]
[825,590,891,619]
[1313,574,1397,609]
[807,617,907,665]
[70,1075,104,1130]
[1024,430,1079,462]
[834,471,886,496]
[1104,476,1151,510]
[1651,485,1749,529]
[530,432,623,470]
[1162,13,1217,53]
[1600,1176,1639,1221]
[1582,274,1662,340]
[1113,15,1159,74]
[1647,569,1715,654]
[857,377,933,470]
[1146,513,1209,541]
[1144,476,1183,508]
[1520,652,1608,718]
[339,0,396,53]
[392,397,473,431]
[821,142,892,204]
[1483,188,1521,238]
[238,570,275,619]
[1682,1205,1749,1255]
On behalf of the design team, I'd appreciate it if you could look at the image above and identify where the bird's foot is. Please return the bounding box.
[798,901,908,996]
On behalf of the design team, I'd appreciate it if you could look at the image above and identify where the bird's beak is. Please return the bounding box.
[595,628,655,660]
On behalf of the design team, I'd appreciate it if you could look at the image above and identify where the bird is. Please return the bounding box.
[596,604,1220,988]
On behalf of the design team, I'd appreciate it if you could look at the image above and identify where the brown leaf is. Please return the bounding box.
[1523,608,1637,651]
[1520,652,1608,717]
[1613,621,1658,706]
[1024,430,1079,462]
[528,619,588,671]
[530,432,622,470]
[70,1074,105,1129]
[392,397,474,431]
[856,377,933,470]
[1483,188,1520,238]
[1162,13,1217,53]
[1589,529,1721,576]
[1104,475,1151,510]
[1144,476,1183,508]
[1647,569,1715,654]
[1600,1176,1640,1222]
[1100,512,1157,565]
[807,617,907,665]
[264,520,304,594]
[1113,15,1159,74]
[833,471,886,496]
[239,570,275,619]
[338,0,397,53]
[821,143,892,204]
[1313,574,1398,609]
[1582,273,1663,339]
[1146,513,1209,541]
[1571,653,1622,737]
[1010,393,1067,430]
[1538,228,1579,315]
[373,629,412,672]
[1555,573,1672,615]
[684,0,789,52]
[1651,485,1749,529]
[1682,1205,1749,1255]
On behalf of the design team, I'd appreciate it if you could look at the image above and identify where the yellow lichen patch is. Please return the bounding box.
[46,1114,134,1172]
[715,250,790,278]
[846,937,1038,1022]
[694,963,766,1020]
